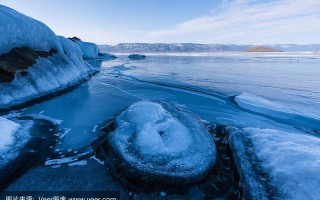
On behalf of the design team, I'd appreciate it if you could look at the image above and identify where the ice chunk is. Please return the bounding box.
[68,37,116,60]
[0,117,32,168]
[68,160,87,166]
[229,127,320,200]
[107,101,216,185]
[160,191,166,197]
[74,40,100,59]
[0,117,20,149]
[45,152,91,166]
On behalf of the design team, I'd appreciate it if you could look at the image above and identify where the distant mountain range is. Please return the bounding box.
[99,43,320,53]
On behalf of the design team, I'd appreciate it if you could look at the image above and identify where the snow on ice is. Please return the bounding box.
[107,101,216,184]
[0,117,32,168]
[229,127,320,200]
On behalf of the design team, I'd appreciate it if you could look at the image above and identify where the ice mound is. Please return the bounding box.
[73,40,100,59]
[106,101,216,186]
[68,37,116,60]
[0,5,94,110]
[229,127,320,200]
[0,5,61,55]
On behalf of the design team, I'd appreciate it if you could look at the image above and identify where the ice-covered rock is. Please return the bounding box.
[73,40,99,59]
[0,117,21,151]
[229,127,320,200]
[68,37,116,60]
[0,47,57,83]
[0,5,94,110]
[0,5,61,55]
[0,117,31,169]
[106,101,216,186]
[128,54,146,60]
[0,115,57,189]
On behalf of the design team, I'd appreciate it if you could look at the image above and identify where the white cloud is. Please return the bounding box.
[146,0,320,44]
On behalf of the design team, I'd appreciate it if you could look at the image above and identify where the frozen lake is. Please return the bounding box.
[3,52,320,199]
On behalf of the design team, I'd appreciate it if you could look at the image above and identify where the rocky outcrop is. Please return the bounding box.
[0,47,57,83]
[67,37,81,42]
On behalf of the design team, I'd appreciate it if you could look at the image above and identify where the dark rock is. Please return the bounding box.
[128,54,146,60]
[0,68,14,83]
[20,71,29,76]
[0,47,57,83]
[68,37,81,42]
[98,52,117,59]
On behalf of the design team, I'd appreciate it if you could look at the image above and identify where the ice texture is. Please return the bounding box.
[229,127,320,200]
[0,117,20,149]
[74,40,100,59]
[235,92,320,119]
[0,117,32,168]
[235,92,320,129]
[0,6,94,109]
[0,5,62,55]
[107,101,216,184]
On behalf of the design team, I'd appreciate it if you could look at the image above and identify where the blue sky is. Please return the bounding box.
[1,0,319,45]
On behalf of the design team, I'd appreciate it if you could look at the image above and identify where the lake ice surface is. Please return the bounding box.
[4,52,320,199]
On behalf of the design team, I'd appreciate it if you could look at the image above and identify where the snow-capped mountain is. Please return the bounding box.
[99,43,320,53]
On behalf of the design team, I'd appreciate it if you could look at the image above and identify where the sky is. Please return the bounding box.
[1,0,319,45]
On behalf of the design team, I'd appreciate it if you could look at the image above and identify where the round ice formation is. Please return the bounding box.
[107,101,216,186]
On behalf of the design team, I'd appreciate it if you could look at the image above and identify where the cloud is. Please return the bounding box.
[146,0,320,44]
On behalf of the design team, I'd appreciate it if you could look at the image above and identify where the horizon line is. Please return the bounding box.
[98,42,320,46]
